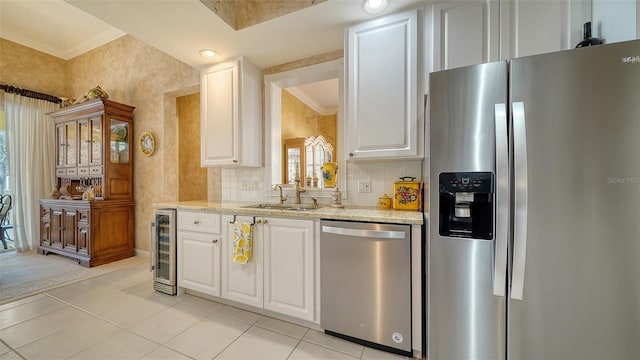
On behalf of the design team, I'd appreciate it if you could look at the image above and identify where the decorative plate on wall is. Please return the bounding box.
[138,131,155,156]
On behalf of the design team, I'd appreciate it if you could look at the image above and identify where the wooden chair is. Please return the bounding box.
[0,194,13,249]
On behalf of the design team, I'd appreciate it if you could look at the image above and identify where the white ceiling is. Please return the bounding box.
[0,0,423,109]
[0,0,125,60]
[286,78,339,115]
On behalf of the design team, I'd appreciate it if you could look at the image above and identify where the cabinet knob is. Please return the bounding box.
[256,219,262,224]
[349,153,354,157]
[212,239,218,244]
[263,219,268,224]
[232,159,238,163]
[193,220,200,225]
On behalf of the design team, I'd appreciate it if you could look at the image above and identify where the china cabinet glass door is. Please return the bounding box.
[56,124,65,167]
[90,117,102,165]
[64,122,77,167]
[109,119,129,164]
[78,120,90,166]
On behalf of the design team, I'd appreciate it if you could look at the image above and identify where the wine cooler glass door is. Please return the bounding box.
[154,211,176,286]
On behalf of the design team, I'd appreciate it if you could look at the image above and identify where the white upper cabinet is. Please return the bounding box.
[500,0,589,59]
[591,0,639,43]
[201,56,262,167]
[426,0,591,75]
[427,0,500,73]
[346,9,423,160]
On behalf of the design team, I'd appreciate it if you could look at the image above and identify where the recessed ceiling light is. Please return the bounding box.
[199,49,218,59]
[362,0,388,13]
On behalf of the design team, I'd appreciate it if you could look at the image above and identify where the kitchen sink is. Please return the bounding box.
[243,203,319,211]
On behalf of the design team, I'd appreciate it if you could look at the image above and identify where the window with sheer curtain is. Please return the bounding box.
[4,92,56,251]
[0,108,7,193]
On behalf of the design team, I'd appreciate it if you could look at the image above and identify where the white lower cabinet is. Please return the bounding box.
[263,217,315,322]
[221,214,316,322]
[177,211,222,297]
[221,215,263,308]
[178,232,221,296]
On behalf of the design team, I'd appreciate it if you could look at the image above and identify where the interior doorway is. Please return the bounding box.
[176,93,210,201]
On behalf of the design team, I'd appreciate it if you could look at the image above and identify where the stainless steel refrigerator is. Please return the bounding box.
[428,39,640,360]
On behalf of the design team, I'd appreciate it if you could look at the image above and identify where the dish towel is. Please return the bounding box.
[232,221,254,264]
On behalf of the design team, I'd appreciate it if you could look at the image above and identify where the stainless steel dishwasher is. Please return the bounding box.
[320,220,412,356]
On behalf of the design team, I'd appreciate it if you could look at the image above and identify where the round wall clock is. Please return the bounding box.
[138,131,155,156]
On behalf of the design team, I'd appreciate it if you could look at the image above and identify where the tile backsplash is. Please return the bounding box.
[219,159,427,208]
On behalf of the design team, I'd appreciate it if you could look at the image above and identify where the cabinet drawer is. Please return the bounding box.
[56,168,66,176]
[178,211,221,234]
[89,166,103,175]
[67,168,78,176]
[78,167,90,175]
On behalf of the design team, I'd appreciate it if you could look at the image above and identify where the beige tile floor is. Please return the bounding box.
[0,263,411,360]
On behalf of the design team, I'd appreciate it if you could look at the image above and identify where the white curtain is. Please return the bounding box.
[5,93,56,251]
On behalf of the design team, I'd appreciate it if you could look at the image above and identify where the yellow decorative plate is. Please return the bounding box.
[138,131,155,156]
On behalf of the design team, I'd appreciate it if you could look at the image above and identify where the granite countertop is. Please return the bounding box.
[154,200,425,225]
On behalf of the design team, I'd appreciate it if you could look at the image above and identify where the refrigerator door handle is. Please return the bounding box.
[511,101,529,300]
[493,103,509,297]
[149,222,156,272]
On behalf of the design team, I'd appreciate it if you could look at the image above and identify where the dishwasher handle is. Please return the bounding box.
[321,225,406,239]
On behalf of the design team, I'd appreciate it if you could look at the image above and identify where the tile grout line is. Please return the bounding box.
[284,332,306,360]
[211,320,258,359]
[41,292,156,359]
[45,284,263,360]
[298,330,365,359]
[0,294,102,357]
[41,292,179,359]
[11,292,364,360]
[0,337,27,360]
[15,271,394,360]
[43,292,126,330]
[144,305,216,360]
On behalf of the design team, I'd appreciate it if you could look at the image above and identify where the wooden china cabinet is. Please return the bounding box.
[39,98,135,267]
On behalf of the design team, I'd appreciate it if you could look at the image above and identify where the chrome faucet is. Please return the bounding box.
[273,184,288,204]
[293,180,306,204]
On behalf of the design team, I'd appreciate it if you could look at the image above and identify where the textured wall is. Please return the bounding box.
[0,38,68,97]
[263,50,343,75]
[199,0,328,30]
[67,35,200,252]
[177,93,207,201]
[281,89,337,160]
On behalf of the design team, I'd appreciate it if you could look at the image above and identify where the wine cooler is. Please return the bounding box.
[150,209,176,295]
